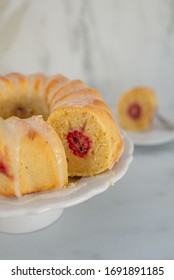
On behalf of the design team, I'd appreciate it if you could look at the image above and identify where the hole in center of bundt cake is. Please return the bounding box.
[14,106,34,119]
[2,102,49,120]
[67,130,92,158]
[12,105,39,119]
[127,103,141,120]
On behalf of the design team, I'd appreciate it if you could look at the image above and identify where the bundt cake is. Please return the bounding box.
[0,73,124,197]
[116,87,158,131]
[0,116,68,197]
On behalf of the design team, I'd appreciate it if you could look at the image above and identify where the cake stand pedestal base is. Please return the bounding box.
[0,209,64,234]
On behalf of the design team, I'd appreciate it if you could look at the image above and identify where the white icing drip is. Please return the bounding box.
[1,116,65,197]
[25,116,64,187]
[4,117,25,198]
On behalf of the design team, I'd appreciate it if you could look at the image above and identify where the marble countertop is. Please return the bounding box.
[0,135,174,260]
[1,0,174,260]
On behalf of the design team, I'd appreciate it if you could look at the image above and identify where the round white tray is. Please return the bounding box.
[126,112,174,146]
[0,134,133,234]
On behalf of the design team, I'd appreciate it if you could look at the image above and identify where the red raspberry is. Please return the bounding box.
[67,130,92,158]
[0,160,13,179]
[127,103,141,119]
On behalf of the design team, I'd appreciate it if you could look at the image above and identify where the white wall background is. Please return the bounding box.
[1,0,174,108]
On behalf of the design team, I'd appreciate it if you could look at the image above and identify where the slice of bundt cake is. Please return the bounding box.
[116,87,158,131]
[0,116,68,197]
[48,96,123,177]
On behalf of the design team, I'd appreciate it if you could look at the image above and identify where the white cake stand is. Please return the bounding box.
[0,134,133,234]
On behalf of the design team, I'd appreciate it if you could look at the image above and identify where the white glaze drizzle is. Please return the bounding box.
[4,117,25,198]
[25,116,64,188]
[2,116,65,197]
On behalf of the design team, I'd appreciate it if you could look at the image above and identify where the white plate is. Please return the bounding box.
[126,113,174,146]
[0,134,133,233]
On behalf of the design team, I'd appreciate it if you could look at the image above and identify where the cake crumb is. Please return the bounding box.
[68,182,78,188]
[109,179,114,186]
